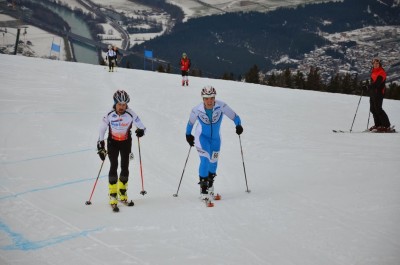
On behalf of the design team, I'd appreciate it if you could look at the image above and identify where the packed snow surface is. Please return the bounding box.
[0,54,399,265]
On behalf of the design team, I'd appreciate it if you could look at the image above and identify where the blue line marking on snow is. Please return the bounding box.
[0,148,93,165]
[0,175,107,201]
[0,220,103,251]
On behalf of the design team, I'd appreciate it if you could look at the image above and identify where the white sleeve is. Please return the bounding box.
[98,112,110,141]
[127,109,146,132]
[218,100,241,125]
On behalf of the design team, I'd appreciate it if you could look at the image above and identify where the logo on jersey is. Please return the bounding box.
[198,109,222,124]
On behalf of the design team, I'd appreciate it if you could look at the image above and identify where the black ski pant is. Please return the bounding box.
[108,57,115,70]
[370,92,390,128]
[107,138,132,184]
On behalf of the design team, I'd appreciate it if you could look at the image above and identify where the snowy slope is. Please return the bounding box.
[0,54,399,265]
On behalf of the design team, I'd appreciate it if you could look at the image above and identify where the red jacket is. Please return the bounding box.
[180,58,191,71]
[370,67,386,94]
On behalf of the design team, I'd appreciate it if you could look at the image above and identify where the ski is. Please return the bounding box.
[204,197,214,207]
[332,129,370,133]
[333,126,396,133]
[111,204,120,212]
[200,194,214,207]
[120,200,134,207]
[210,193,221,200]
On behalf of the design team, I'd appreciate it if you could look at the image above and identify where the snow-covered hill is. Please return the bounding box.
[168,0,334,20]
[0,54,399,265]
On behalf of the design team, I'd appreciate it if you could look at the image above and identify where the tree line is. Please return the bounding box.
[242,65,400,100]
[153,62,399,100]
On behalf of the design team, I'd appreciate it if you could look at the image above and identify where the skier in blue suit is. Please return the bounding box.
[185,86,243,198]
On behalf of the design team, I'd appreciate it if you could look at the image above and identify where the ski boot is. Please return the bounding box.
[199,177,209,199]
[208,173,221,200]
[109,183,118,205]
[199,177,213,206]
[118,179,128,201]
[118,179,134,206]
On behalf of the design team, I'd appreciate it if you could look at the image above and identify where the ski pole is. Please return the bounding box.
[137,137,147,195]
[239,135,251,193]
[366,111,371,131]
[85,159,106,205]
[173,146,192,197]
[349,89,363,133]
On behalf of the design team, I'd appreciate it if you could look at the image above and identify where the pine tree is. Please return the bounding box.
[341,73,352,94]
[386,82,400,100]
[306,66,322,91]
[222,72,235,80]
[267,73,277,86]
[294,71,305,89]
[245,64,260,84]
[283,68,293,88]
[327,74,340,93]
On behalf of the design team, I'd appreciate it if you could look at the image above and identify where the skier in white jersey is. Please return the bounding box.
[105,45,117,72]
[97,90,146,206]
[185,86,243,199]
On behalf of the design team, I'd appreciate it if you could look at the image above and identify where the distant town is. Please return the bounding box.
[269,26,400,84]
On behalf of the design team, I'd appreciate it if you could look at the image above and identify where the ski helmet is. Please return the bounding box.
[113,90,130,104]
[201,85,216,98]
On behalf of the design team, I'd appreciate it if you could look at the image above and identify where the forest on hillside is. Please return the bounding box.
[125,0,400,78]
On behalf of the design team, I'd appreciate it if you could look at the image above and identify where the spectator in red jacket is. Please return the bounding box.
[368,58,392,132]
[180,52,191,86]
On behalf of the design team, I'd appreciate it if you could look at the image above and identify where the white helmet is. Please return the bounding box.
[201,85,216,98]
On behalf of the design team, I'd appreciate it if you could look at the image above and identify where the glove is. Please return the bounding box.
[236,125,243,135]
[186,134,194,146]
[135,128,144,137]
[361,85,368,91]
[97,140,107,161]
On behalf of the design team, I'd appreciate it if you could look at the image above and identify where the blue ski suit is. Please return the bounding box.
[186,100,241,178]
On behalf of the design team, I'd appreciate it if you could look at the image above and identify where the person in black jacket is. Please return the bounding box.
[366,58,392,132]
[105,45,116,72]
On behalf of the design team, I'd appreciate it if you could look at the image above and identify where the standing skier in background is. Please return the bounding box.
[366,58,393,132]
[106,45,116,72]
[97,90,146,207]
[185,86,243,201]
[180,52,191,86]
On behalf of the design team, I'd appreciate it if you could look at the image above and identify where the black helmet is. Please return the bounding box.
[113,90,130,104]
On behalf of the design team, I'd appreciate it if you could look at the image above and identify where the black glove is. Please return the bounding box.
[97,140,107,161]
[236,125,243,135]
[361,85,368,91]
[186,134,194,146]
[135,128,144,137]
